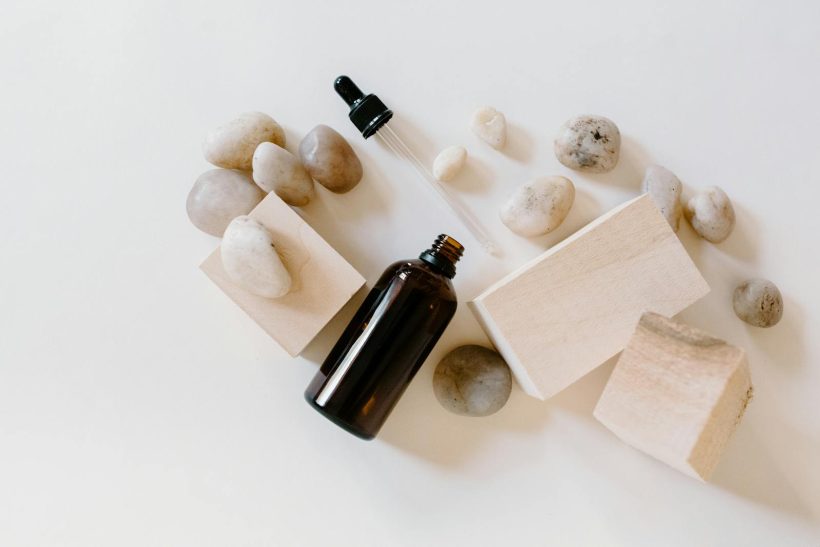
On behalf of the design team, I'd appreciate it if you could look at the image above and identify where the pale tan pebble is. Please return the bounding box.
[186,169,264,237]
[733,278,783,327]
[432,146,467,182]
[470,106,507,150]
[298,125,363,193]
[203,112,285,170]
[221,216,291,298]
[643,164,683,231]
[499,176,575,237]
[252,142,315,206]
[684,186,735,243]
[554,115,620,173]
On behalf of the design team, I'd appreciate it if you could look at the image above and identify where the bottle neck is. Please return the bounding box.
[419,234,464,279]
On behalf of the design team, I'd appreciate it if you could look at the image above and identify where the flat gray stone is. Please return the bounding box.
[433,345,512,417]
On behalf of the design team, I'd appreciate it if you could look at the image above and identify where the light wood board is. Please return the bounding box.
[200,193,366,357]
[470,194,710,400]
[593,312,753,481]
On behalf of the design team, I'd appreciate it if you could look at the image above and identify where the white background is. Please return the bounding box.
[2,1,819,545]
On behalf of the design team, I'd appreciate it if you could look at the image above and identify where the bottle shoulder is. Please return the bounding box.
[376,259,457,301]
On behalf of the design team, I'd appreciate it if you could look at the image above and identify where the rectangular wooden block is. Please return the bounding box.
[200,193,366,357]
[593,312,753,481]
[470,194,709,400]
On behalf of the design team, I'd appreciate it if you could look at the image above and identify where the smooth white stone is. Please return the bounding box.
[470,106,507,150]
[252,142,315,206]
[221,216,291,298]
[643,164,683,231]
[203,112,285,171]
[432,146,467,182]
[554,115,621,173]
[684,186,735,243]
[186,169,264,237]
[500,176,575,237]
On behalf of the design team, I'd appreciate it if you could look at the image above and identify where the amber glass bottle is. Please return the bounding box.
[305,234,464,440]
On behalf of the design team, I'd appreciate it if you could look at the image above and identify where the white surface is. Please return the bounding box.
[1,1,819,545]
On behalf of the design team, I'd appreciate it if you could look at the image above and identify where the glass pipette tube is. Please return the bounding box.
[375,124,499,256]
[334,75,499,257]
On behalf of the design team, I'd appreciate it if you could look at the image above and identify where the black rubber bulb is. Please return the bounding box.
[333,75,393,139]
[334,76,365,107]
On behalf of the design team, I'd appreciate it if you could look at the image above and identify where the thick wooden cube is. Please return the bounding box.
[470,194,709,400]
[200,193,366,357]
[594,312,753,481]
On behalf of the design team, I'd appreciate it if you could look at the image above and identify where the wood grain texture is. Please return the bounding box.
[200,193,366,357]
[470,194,709,400]
[593,312,753,481]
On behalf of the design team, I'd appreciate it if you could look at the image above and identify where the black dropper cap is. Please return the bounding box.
[334,75,393,139]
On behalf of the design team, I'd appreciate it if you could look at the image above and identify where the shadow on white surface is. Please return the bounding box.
[502,120,535,163]
[712,409,819,522]
[447,154,494,194]
[718,201,761,263]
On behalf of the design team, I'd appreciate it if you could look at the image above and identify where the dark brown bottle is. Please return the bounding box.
[305,234,464,440]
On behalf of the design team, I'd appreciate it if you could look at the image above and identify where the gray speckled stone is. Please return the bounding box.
[433,345,512,417]
[642,164,683,232]
[186,169,265,237]
[733,278,783,327]
[298,125,363,193]
[554,115,621,173]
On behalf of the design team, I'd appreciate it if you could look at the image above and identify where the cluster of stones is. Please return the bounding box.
[187,112,364,299]
[187,107,784,421]
[429,109,782,417]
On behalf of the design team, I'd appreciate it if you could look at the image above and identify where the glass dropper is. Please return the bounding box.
[333,75,499,256]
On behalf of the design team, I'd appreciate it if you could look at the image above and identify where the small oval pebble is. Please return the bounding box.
[433,345,512,417]
[203,112,285,171]
[500,176,575,237]
[470,106,507,150]
[252,142,315,206]
[733,278,783,327]
[684,186,735,243]
[643,164,683,232]
[432,146,467,182]
[221,216,291,298]
[554,115,621,173]
[298,125,363,193]
[186,169,265,237]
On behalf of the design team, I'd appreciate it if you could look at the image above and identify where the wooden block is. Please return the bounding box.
[470,194,709,400]
[200,193,366,357]
[593,312,753,481]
